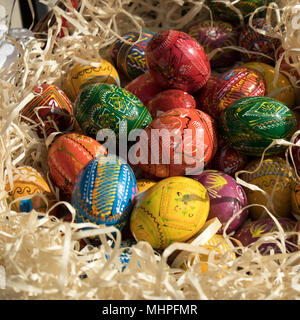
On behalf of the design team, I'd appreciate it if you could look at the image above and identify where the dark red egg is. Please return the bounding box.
[147,89,196,118]
[195,74,220,116]
[239,18,281,64]
[125,71,162,106]
[146,30,211,94]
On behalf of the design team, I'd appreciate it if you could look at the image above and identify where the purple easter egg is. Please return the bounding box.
[234,218,297,255]
[193,170,248,234]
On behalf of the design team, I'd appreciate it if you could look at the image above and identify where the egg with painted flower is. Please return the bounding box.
[193,170,248,234]
[74,83,152,138]
[111,30,155,80]
[146,30,211,94]
[64,60,120,101]
[130,176,210,250]
[72,154,137,231]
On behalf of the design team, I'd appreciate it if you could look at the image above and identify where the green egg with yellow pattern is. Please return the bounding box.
[219,96,297,156]
[74,83,152,138]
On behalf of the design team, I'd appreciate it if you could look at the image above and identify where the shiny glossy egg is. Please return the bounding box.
[72,154,137,231]
[291,183,300,221]
[111,30,155,80]
[125,71,162,106]
[64,60,120,102]
[242,62,296,108]
[130,176,210,250]
[234,218,297,255]
[220,96,297,156]
[146,30,211,94]
[193,170,248,234]
[185,19,240,68]
[239,18,281,64]
[48,133,107,198]
[21,84,73,137]
[6,166,52,213]
[240,157,296,220]
[147,89,196,118]
[137,108,218,178]
[212,66,266,118]
[74,83,152,138]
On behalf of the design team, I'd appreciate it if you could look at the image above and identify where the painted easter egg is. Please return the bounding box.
[64,60,121,102]
[242,62,296,108]
[146,30,211,94]
[6,166,52,213]
[21,84,73,137]
[240,157,296,220]
[137,108,218,178]
[208,0,272,21]
[74,83,152,138]
[219,96,297,156]
[193,170,248,234]
[195,74,220,116]
[111,30,155,80]
[147,89,196,118]
[184,20,240,68]
[234,218,297,255]
[291,183,300,221]
[211,142,248,177]
[210,66,266,118]
[130,176,210,250]
[125,71,162,106]
[48,133,107,198]
[136,179,156,199]
[182,234,236,273]
[72,154,137,231]
[239,18,281,64]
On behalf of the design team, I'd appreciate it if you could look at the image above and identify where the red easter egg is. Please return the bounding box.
[147,89,196,118]
[21,84,73,137]
[146,30,211,94]
[211,142,248,177]
[195,74,220,115]
[136,108,218,178]
[48,133,107,198]
[125,71,162,106]
[212,66,266,118]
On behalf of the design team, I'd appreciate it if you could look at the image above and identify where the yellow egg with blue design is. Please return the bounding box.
[72,154,137,231]
[130,176,210,250]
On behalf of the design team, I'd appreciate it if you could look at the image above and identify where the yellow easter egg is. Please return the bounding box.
[6,166,52,212]
[64,59,121,101]
[241,157,296,220]
[130,176,210,250]
[291,183,300,221]
[242,62,296,108]
[183,234,236,273]
[136,179,156,199]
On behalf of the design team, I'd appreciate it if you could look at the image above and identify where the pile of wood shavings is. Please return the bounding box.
[0,0,299,300]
